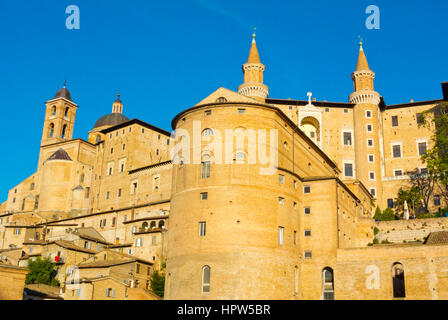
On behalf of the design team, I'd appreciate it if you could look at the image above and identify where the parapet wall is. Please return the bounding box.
[375,217,448,243]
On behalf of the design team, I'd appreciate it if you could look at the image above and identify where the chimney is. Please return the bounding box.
[442,82,448,100]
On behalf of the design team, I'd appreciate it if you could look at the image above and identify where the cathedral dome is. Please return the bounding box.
[53,87,72,101]
[93,113,130,129]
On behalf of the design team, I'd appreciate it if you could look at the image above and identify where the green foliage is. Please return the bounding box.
[373,227,379,236]
[150,269,165,298]
[372,238,379,244]
[25,257,60,287]
[381,239,391,244]
[373,206,396,221]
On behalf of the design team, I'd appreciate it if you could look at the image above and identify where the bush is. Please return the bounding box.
[373,227,379,235]
[373,207,396,221]
[150,269,165,298]
[25,257,60,287]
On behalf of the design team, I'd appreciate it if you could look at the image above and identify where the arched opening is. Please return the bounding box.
[142,222,148,230]
[392,263,406,298]
[202,266,211,293]
[202,128,214,137]
[52,106,56,116]
[62,125,67,138]
[300,117,320,143]
[158,220,165,229]
[322,267,334,300]
[216,97,227,103]
[150,221,156,229]
[49,123,55,138]
[64,107,69,117]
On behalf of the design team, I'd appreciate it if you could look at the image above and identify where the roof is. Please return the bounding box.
[424,231,448,245]
[100,118,171,137]
[53,87,72,101]
[48,240,97,254]
[356,45,370,71]
[74,227,108,244]
[129,160,172,174]
[78,259,135,269]
[47,148,72,161]
[94,112,130,129]
[247,38,261,64]
[24,284,63,300]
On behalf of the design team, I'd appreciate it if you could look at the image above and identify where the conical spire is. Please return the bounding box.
[356,40,370,71]
[247,29,261,64]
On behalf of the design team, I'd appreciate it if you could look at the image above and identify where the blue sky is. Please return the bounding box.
[0,0,446,202]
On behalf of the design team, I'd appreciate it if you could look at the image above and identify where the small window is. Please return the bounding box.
[205,110,212,116]
[392,116,398,127]
[434,195,441,206]
[367,139,374,147]
[304,186,311,194]
[278,197,284,205]
[136,238,143,247]
[343,132,352,146]
[369,172,376,180]
[394,170,403,176]
[304,230,311,237]
[216,97,227,103]
[293,202,297,210]
[370,188,376,197]
[118,189,122,197]
[293,180,297,189]
[344,163,353,177]
[279,175,285,184]
[201,161,211,179]
[304,207,311,215]
[367,124,373,132]
[344,109,348,113]
[392,145,401,158]
[202,128,214,137]
[199,222,206,237]
[418,142,427,156]
[325,108,329,112]
[238,109,246,114]
[304,251,312,259]
[366,110,372,118]
[420,168,429,175]
[387,199,394,208]
[416,113,424,125]
[110,148,114,154]
[278,227,284,245]
[202,266,211,293]
[368,155,374,163]
[201,192,208,200]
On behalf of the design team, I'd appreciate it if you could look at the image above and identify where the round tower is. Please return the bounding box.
[349,41,384,207]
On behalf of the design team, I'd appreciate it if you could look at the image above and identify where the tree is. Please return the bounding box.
[25,257,60,287]
[396,186,422,218]
[150,263,166,298]
[373,206,396,221]
[406,168,437,214]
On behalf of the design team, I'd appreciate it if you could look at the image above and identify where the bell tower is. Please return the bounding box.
[349,40,385,207]
[238,29,269,102]
[41,84,78,147]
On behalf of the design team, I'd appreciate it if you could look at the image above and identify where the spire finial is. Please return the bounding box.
[63,79,67,88]
[252,27,256,42]
[358,36,363,48]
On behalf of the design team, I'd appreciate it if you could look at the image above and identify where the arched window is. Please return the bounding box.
[49,123,55,138]
[158,221,165,229]
[235,151,245,163]
[216,97,227,103]
[150,221,156,229]
[322,267,334,300]
[52,106,56,116]
[95,135,101,143]
[202,128,214,137]
[80,174,85,184]
[392,263,406,298]
[142,222,148,230]
[202,266,211,293]
[62,125,67,138]
[64,107,69,117]
[30,183,35,191]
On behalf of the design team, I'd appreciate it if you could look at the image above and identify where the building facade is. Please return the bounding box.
[0,33,447,300]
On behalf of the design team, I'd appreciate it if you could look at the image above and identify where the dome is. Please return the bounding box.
[53,87,72,101]
[94,113,130,129]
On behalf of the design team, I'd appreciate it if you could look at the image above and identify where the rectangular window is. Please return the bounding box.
[344,163,353,177]
[201,162,211,179]
[367,139,374,147]
[278,227,284,245]
[387,199,394,208]
[199,222,206,237]
[366,124,373,132]
[278,197,284,205]
[112,217,116,227]
[370,188,376,197]
[304,207,311,215]
[304,230,311,237]
[293,180,297,189]
[434,195,441,206]
[369,172,376,180]
[416,113,424,124]
[394,170,403,176]
[303,186,311,194]
[136,264,140,274]
[294,231,297,245]
[118,189,122,197]
[343,132,352,146]
[106,192,110,200]
[392,116,398,127]
[238,109,246,114]
[304,251,312,259]
[136,238,143,247]
[278,174,285,184]
[201,192,208,200]
[366,110,372,118]
[131,181,138,195]
[368,155,374,163]
[392,145,401,158]
[421,167,429,175]
[418,142,427,156]
[205,110,211,116]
